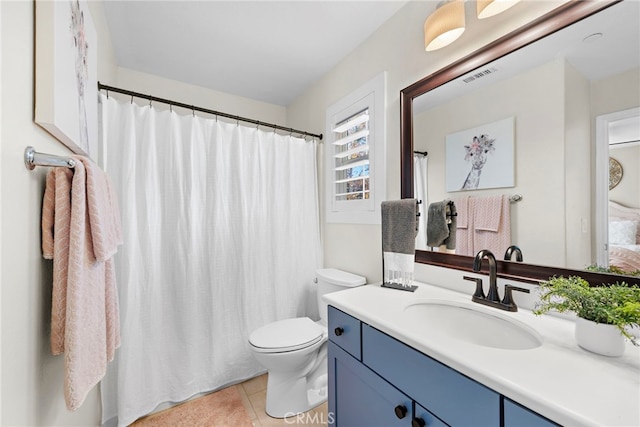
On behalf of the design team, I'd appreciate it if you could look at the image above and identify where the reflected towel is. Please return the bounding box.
[427,200,457,250]
[454,196,472,256]
[455,196,469,229]
[473,195,511,255]
[41,156,122,410]
[426,201,448,247]
[474,195,503,232]
[445,201,457,250]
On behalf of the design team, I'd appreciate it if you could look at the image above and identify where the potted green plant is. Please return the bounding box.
[533,276,640,357]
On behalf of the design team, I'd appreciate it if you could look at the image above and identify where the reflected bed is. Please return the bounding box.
[608,200,640,272]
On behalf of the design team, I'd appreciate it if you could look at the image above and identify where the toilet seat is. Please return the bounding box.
[249,317,324,353]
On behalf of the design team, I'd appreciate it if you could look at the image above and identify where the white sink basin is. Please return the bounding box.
[401,300,543,350]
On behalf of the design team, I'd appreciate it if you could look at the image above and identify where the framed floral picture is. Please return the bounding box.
[35,0,98,158]
[445,117,515,192]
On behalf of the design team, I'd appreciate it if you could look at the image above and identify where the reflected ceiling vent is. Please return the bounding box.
[461,67,499,84]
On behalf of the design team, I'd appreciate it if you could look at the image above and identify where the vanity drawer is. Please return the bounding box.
[328,306,361,360]
[362,324,499,426]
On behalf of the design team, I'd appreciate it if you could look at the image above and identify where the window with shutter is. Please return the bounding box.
[325,73,386,224]
[333,110,370,202]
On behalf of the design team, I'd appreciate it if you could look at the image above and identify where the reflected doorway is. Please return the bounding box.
[595,107,640,269]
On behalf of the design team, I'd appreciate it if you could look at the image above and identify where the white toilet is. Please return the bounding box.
[248,268,366,418]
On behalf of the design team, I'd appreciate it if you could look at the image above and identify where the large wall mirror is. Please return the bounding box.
[401,0,640,286]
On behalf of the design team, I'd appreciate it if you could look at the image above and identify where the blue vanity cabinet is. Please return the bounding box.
[328,306,447,427]
[414,403,450,427]
[328,306,553,427]
[328,306,362,360]
[362,324,499,426]
[328,341,415,427]
[503,398,559,427]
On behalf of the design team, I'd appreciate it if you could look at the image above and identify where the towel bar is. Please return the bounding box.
[24,146,76,170]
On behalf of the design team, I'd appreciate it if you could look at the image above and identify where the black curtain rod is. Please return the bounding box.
[97,82,323,141]
[414,150,428,156]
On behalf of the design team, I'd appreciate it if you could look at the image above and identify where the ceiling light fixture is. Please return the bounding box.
[424,0,466,52]
[476,0,520,19]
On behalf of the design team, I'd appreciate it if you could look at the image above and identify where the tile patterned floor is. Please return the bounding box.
[239,374,329,427]
[131,374,329,427]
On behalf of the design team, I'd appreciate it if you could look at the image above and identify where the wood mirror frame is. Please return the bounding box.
[400,0,640,287]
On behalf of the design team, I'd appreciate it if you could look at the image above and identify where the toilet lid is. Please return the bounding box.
[249,317,323,353]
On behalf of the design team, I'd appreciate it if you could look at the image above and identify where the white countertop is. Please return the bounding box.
[324,281,640,427]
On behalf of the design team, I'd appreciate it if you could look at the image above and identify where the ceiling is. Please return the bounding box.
[103,1,409,107]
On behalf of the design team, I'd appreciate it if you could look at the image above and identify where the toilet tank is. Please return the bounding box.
[316,268,366,325]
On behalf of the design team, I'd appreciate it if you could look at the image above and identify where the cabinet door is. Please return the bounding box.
[414,403,449,427]
[329,341,412,427]
[362,324,499,426]
[503,398,559,427]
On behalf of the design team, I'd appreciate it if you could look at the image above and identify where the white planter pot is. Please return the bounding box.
[575,316,625,357]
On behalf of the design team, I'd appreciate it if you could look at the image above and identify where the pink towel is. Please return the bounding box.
[473,195,503,232]
[454,196,472,256]
[41,156,122,411]
[455,196,469,229]
[83,157,123,260]
[43,168,74,355]
[473,195,511,255]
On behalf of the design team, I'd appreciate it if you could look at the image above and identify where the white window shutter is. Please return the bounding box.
[325,72,386,224]
[332,110,370,202]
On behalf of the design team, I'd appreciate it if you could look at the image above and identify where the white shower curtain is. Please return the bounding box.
[99,94,322,426]
[414,154,429,250]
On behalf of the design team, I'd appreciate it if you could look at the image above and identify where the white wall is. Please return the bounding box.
[0,1,286,425]
[411,58,595,270]
[591,66,640,207]
[0,0,4,419]
[591,67,640,119]
[115,68,286,125]
[564,61,591,269]
[591,67,640,206]
[1,1,112,425]
[286,1,568,282]
[413,59,575,267]
[0,0,574,424]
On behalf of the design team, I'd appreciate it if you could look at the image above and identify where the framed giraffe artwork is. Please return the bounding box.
[35,0,98,159]
[445,117,515,192]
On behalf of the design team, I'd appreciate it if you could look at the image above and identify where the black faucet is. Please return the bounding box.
[473,249,499,302]
[463,249,530,312]
[504,245,523,262]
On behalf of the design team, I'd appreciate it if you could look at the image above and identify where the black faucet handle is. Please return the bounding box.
[501,285,530,311]
[504,245,524,262]
[463,275,485,301]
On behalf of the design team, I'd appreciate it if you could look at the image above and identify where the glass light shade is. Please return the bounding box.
[477,0,520,19]
[424,0,466,52]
